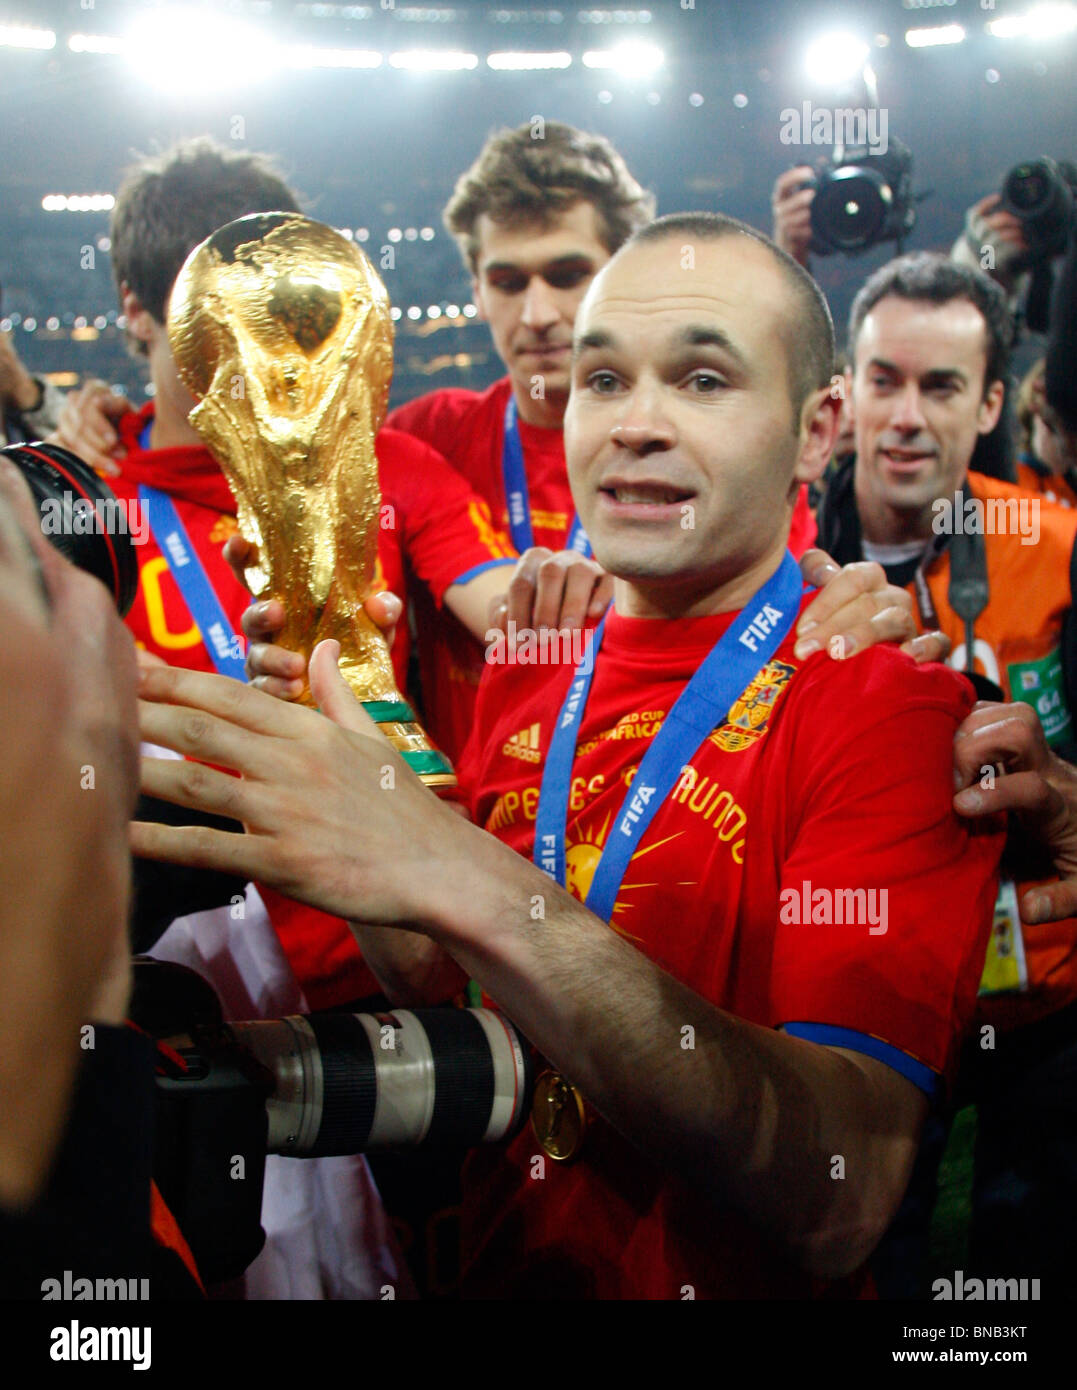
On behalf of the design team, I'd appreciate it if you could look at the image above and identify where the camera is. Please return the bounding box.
[806,138,916,257]
[0,440,138,614]
[133,958,534,1283]
[1000,156,1077,263]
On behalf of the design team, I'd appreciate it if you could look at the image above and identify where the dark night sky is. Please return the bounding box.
[1,0,1072,403]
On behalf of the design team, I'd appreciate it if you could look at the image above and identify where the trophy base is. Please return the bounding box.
[361,699,457,790]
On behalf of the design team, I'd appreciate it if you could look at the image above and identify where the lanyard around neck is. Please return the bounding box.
[533,550,804,922]
[502,395,591,557]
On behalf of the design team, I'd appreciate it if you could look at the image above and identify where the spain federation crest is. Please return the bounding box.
[709,659,796,753]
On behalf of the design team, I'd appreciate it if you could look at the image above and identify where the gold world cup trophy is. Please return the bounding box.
[167,211,455,787]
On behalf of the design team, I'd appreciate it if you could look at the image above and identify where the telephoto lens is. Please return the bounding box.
[812,164,893,252]
[808,139,916,257]
[230,1007,533,1155]
[0,441,139,614]
[1001,157,1076,260]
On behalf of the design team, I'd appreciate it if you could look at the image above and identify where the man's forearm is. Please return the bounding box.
[3,364,43,414]
[417,831,925,1276]
[349,921,466,1006]
[444,565,513,643]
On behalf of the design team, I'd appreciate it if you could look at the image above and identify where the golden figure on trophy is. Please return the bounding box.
[167,210,455,786]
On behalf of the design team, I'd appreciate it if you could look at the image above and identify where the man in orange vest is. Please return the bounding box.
[816,251,1077,1295]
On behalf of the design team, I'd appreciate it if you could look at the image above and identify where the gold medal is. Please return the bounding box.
[531,1069,586,1162]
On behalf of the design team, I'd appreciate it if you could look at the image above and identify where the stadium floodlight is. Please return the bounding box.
[803,32,870,86]
[388,50,479,71]
[126,9,279,90]
[0,23,55,49]
[578,7,655,21]
[69,33,126,54]
[987,4,1077,38]
[905,24,966,47]
[581,41,663,74]
[285,45,382,69]
[487,51,573,70]
[42,194,116,212]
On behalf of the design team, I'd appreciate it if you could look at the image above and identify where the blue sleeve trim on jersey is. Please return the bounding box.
[780,1022,940,1097]
[451,557,519,587]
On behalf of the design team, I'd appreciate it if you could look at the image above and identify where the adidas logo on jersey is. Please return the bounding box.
[503,722,542,763]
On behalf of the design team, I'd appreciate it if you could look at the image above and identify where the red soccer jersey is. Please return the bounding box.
[112,402,510,1006]
[454,594,1002,1299]
[388,376,818,760]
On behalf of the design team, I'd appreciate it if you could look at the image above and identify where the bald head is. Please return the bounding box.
[611,212,835,424]
[564,221,840,616]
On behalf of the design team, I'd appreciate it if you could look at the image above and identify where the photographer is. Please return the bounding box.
[772,165,816,270]
[0,459,199,1298]
[0,325,62,447]
[953,162,1077,468]
[951,192,1032,302]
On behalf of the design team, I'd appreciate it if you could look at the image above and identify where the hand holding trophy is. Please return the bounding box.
[167,211,455,786]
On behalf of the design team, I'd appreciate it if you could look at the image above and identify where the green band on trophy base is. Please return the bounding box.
[361,699,417,724]
[401,748,455,778]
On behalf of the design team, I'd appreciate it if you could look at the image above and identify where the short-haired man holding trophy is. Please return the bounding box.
[135,212,1003,1298]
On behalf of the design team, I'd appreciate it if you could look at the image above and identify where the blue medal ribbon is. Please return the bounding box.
[533,550,805,922]
[136,416,246,679]
[138,484,248,680]
[502,395,592,556]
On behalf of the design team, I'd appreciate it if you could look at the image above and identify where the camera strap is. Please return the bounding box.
[912,501,993,692]
[947,524,991,679]
[138,483,248,681]
[910,531,950,631]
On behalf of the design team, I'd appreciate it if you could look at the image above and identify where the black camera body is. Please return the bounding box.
[0,440,138,613]
[806,138,916,257]
[1000,156,1077,263]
